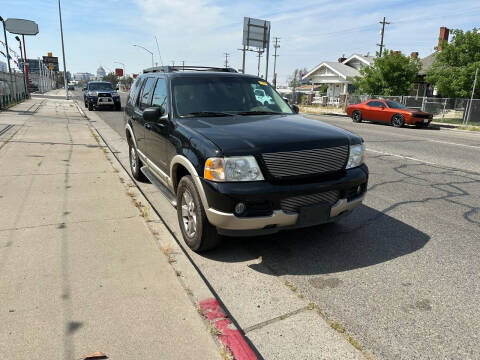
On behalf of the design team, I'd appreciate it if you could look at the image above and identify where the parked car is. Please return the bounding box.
[83,81,121,111]
[67,84,75,91]
[346,99,433,128]
[254,88,274,105]
[125,66,368,252]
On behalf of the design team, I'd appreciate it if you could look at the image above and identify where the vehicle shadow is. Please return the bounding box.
[203,204,430,276]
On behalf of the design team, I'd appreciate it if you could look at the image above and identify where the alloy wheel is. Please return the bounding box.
[181,190,197,237]
[130,145,137,173]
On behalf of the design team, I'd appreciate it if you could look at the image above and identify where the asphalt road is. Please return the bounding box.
[74,90,480,359]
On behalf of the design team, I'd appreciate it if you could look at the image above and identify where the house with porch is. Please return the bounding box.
[301,54,374,104]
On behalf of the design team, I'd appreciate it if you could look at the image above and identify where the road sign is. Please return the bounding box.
[243,17,270,49]
[115,68,123,77]
[43,55,59,72]
[5,18,39,36]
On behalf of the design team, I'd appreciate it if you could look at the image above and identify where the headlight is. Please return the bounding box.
[204,156,264,182]
[346,144,365,169]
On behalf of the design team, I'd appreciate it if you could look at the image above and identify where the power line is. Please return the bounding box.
[377,16,390,57]
[272,37,280,88]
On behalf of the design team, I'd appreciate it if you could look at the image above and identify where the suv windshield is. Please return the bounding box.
[88,83,114,91]
[172,76,293,117]
[386,100,406,109]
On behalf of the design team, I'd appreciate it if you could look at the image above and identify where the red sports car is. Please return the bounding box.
[346,99,433,128]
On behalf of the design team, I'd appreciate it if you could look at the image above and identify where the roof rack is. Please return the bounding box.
[143,66,238,74]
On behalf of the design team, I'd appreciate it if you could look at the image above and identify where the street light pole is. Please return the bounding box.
[15,36,27,97]
[58,0,69,99]
[0,16,17,101]
[133,44,154,68]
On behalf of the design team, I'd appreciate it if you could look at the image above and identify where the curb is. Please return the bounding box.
[72,100,260,360]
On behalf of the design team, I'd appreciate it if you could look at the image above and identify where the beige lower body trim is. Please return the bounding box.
[206,195,365,231]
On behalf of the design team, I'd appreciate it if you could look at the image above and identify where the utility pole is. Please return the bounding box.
[224,52,230,68]
[377,16,390,57]
[256,49,264,77]
[58,0,69,99]
[272,37,280,88]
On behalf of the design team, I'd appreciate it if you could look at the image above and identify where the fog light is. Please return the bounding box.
[235,202,246,215]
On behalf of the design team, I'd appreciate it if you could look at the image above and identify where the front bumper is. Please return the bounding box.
[201,164,368,235]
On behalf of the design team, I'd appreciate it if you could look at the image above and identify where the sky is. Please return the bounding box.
[1,0,479,85]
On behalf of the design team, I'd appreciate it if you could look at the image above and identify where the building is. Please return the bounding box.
[96,66,106,79]
[302,54,374,98]
[74,72,94,81]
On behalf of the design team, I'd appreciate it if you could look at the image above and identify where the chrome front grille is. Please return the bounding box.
[281,190,340,213]
[261,145,349,178]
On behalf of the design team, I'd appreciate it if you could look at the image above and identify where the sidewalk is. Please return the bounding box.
[0,95,221,359]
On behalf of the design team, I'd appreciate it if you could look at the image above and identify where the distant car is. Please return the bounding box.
[346,99,433,128]
[83,81,121,111]
[254,88,274,105]
[67,84,75,91]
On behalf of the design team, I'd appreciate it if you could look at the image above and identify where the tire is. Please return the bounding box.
[177,176,222,252]
[88,102,93,111]
[128,141,147,181]
[352,110,362,123]
[84,101,88,108]
[392,114,405,128]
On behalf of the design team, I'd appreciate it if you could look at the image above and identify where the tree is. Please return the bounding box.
[426,28,480,98]
[119,75,133,88]
[353,50,421,96]
[56,71,71,87]
[103,72,119,87]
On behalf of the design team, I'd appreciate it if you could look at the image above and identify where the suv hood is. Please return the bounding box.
[181,114,360,156]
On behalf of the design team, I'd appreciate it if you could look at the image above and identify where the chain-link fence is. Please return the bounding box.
[0,71,28,110]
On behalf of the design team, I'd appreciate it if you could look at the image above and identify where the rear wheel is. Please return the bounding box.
[177,176,222,252]
[392,114,405,128]
[352,110,362,123]
[88,102,93,111]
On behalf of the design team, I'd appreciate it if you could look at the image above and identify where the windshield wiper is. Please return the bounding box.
[236,111,283,115]
[180,111,234,118]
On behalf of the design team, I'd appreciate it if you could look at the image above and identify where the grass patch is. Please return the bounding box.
[208,323,221,336]
[348,336,363,351]
[284,279,297,292]
[330,321,345,333]
[219,345,234,360]
[458,125,480,131]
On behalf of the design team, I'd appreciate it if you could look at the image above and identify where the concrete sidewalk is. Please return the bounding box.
[0,96,221,359]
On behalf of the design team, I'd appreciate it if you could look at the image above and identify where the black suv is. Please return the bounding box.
[83,81,121,111]
[125,66,368,252]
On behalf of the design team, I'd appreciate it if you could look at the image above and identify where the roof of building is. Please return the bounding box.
[419,53,436,75]
[343,54,375,66]
[302,53,375,81]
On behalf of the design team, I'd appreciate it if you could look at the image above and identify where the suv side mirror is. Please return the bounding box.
[143,106,165,122]
[291,104,299,114]
[116,87,119,91]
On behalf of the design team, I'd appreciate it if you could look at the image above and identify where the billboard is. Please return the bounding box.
[5,18,39,36]
[243,17,270,49]
[115,68,123,77]
[42,55,59,72]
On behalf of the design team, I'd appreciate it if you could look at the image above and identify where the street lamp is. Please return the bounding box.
[14,36,28,97]
[58,0,69,99]
[132,44,154,68]
[0,15,16,100]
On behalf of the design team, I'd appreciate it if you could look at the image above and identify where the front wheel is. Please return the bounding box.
[392,114,405,128]
[88,102,93,111]
[177,176,222,252]
[352,110,362,123]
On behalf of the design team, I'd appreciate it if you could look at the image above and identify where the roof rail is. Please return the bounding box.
[143,66,238,74]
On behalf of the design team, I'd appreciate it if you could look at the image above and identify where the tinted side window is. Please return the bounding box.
[128,78,142,106]
[151,78,168,111]
[139,78,156,110]
[367,101,383,107]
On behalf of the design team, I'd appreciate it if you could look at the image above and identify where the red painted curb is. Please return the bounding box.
[199,298,257,360]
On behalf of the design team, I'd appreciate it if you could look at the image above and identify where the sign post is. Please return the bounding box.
[242,17,271,80]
